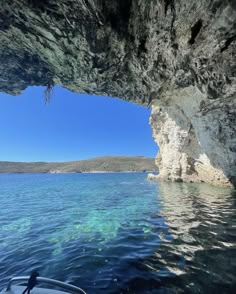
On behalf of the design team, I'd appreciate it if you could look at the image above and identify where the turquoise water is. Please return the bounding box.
[0,173,235,293]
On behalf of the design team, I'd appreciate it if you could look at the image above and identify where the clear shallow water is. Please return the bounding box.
[0,173,235,293]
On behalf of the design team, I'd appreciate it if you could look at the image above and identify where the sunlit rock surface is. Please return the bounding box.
[0,0,235,186]
[150,87,236,187]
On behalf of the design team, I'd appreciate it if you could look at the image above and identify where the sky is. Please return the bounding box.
[0,86,158,162]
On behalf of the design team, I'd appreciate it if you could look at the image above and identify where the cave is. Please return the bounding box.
[0,0,235,187]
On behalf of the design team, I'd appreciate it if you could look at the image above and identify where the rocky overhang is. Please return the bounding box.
[0,0,235,186]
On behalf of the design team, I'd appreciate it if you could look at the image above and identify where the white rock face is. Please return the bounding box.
[150,86,236,187]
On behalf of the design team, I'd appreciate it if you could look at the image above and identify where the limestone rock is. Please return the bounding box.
[150,87,236,187]
[0,0,235,186]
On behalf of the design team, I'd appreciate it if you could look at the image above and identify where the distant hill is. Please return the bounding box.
[0,156,158,173]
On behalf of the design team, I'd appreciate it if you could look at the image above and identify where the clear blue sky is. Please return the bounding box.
[0,86,158,162]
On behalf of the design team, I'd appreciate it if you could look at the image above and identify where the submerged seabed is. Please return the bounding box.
[0,173,235,293]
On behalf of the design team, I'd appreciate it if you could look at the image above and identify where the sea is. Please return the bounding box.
[0,173,235,293]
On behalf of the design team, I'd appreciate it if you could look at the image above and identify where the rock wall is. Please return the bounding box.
[0,0,235,186]
[150,87,236,186]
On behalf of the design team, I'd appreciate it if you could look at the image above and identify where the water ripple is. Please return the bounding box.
[0,174,235,293]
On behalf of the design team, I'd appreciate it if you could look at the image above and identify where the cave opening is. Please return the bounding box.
[0,86,158,167]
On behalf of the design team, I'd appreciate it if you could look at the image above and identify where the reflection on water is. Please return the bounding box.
[0,174,235,293]
[141,182,236,293]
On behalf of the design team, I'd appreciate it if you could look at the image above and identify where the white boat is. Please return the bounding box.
[0,276,86,294]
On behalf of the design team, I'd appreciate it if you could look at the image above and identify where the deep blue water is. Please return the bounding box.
[0,173,235,293]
